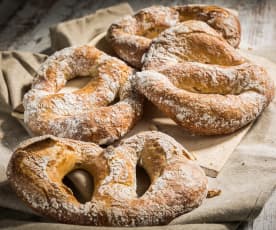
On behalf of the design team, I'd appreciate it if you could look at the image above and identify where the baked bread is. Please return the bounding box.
[23,45,143,145]
[7,131,207,226]
[107,5,240,68]
[134,21,274,135]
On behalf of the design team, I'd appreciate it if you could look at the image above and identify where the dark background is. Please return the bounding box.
[0,0,275,60]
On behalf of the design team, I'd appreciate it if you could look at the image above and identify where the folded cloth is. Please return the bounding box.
[0,3,276,230]
[0,52,46,113]
[0,217,239,230]
[50,3,133,51]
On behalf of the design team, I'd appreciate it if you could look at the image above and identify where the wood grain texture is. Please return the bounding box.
[251,189,276,230]
[0,0,275,229]
[0,0,26,30]
[1,0,276,56]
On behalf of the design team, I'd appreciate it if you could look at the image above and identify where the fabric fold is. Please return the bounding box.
[50,3,133,51]
[0,52,46,113]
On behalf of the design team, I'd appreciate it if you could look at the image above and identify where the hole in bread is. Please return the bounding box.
[108,96,120,106]
[136,165,151,197]
[59,77,91,93]
[62,169,94,204]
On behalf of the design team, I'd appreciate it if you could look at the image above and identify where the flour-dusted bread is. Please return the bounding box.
[7,131,207,226]
[23,45,143,145]
[107,5,240,68]
[134,21,274,135]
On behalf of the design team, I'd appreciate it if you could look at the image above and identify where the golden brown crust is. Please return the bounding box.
[173,5,241,48]
[7,131,207,226]
[107,5,241,68]
[133,21,274,135]
[23,45,143,145]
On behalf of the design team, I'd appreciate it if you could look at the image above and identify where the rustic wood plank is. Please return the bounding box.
[252,189,276,230]
[0,0,57,51]
[241,189,276,230]
[0,0,26,31]
[1,0,276,58]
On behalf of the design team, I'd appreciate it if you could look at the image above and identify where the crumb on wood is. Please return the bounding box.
[207,189,221,198]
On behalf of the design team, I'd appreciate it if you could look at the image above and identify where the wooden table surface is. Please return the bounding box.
[0,0,275,229]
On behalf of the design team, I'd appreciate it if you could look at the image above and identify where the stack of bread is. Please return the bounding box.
[6,5,274,227]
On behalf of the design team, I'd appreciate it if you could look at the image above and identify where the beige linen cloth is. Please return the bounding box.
[0,3,276,230]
